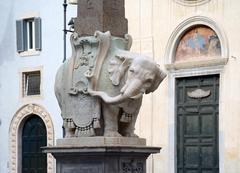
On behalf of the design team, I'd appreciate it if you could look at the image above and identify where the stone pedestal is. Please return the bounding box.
[43,137,161,173]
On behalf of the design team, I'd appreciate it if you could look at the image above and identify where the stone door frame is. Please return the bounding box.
[9,104,55,173]
[164,15,228,173]
[167,67,224,173]
[175,74,220,172]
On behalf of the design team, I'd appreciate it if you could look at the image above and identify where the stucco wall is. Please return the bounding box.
[0,0,77,172]
[125,0,240,173]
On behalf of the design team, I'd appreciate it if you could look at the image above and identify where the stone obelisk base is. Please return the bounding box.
[43,137,161,173]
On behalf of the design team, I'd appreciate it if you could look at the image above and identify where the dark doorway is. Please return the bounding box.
[22,115,47,173]
[176,75,219,173]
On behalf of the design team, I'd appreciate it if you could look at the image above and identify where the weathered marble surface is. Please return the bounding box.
[56,0,165,140]
[55,31,166,138]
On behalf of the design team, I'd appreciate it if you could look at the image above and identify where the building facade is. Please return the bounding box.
[0,0,240,173]
[0,0,76,172]
[125,0,240,173]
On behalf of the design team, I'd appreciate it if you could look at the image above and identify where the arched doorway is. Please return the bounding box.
[22,115,47,173]
[9,104,54,173]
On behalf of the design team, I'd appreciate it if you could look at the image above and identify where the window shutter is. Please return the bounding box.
[16,20,25,52]
[34,17,42,51]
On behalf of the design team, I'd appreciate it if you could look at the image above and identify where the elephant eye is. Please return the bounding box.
[129,68,134,73]
[146,78,153,83]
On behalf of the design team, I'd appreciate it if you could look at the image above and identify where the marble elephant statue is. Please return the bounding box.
[54,31,166,137]
[88,50,167,137]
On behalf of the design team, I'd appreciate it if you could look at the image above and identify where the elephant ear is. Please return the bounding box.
[108,56,131,86]
[145,66,167,94]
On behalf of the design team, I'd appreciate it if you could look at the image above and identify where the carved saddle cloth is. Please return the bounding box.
[64,45,101,137]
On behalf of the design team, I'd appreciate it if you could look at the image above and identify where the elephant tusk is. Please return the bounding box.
[130,93,143,99]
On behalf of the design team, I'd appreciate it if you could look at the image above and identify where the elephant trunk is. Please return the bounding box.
[88,79,144,105]
[88,90,130,105]
[121,79,144,99]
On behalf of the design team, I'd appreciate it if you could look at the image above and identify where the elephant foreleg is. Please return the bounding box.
[102,102,122,137]
[119,98,142,137]
[120,113,139,137]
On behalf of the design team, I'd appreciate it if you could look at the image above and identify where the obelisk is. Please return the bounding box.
[74,0,128,37]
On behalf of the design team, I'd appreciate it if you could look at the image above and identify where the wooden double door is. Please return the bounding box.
[176,75,219,173]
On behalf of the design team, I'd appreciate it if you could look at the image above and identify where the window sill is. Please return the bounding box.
[21,95,43,102]
[165,58,228,71]
[18,50,41,57]
[174,0,210,6]
[68,0,78,4]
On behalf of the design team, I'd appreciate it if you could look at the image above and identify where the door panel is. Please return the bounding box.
[176,75,219,173]
[22,115,47,173]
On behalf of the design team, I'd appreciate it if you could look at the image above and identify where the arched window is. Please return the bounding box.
[164,16,228,66]
[175,25,221,62]
[22,115,47,173]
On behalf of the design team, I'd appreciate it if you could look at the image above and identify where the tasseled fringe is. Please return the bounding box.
[93,118,101,128]
[63,118,76,128]
[120,112,133,123]
[70,121,75,128]
[75,125,95,137]
[74,128,78,136]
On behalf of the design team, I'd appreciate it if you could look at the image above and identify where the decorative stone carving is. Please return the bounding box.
[187,88,211,99]
[55,31,166,138]
[121,160,144,173]
[9,104,54,173]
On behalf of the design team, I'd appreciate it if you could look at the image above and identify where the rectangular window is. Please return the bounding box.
[16,17,42,53]
[22,71,41,96]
